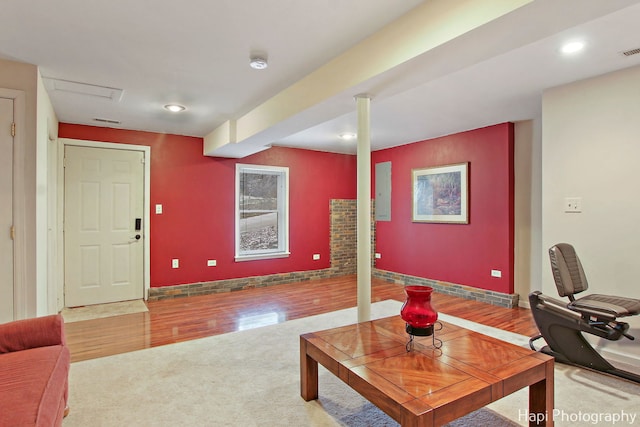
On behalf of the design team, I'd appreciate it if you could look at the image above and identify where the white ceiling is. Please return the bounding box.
[2,0,640,156]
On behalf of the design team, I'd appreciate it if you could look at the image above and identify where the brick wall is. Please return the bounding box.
[329,199,357,275]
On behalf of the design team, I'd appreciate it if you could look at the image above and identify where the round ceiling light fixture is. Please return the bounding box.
[561,41,585,54]
[164,104,186,113]
[249,56,268,70]
[338,132,357,141]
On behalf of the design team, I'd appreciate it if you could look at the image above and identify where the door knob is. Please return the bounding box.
[135,234,141,240]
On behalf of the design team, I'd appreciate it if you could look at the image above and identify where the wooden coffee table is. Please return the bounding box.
[300,315,553,427]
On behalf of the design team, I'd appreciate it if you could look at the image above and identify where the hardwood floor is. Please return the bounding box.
[65,275,538,363]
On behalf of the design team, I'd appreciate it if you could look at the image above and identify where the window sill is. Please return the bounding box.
[235,252,290,262]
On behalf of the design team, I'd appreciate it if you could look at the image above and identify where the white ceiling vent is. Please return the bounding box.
[43,77,124,102]
[93,117,121,124]
[622,47,640,56]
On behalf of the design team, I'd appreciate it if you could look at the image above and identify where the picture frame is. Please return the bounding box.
[412,162,468,223]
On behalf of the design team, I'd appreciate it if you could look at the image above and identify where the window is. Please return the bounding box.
[235,164,289,261]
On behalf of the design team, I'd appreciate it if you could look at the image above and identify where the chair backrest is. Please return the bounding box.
[549,243,589,299]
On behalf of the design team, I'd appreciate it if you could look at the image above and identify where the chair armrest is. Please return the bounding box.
[570,296,636,320]
[0,314,66,353]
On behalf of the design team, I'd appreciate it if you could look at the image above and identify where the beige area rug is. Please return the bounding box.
[65,301,640,426]
[61,299,148,323]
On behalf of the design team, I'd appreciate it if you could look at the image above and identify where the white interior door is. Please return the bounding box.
[0,97,14,322]
[64,145,144,307]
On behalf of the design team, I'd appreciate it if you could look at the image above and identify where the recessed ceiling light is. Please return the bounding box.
[561,41,585,54]
[338,133,356,141]
[249,56,268,70]
[164,104,186,112]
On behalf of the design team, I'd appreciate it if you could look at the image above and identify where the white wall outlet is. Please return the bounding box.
[375,253,382,259]
[155,204,163,214]
[564,197,582,213]
[491,269,502,278]
[312,254,320,260]
[207,259,217,267]
[172,258,179,268]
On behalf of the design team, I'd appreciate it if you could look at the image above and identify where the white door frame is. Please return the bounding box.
[59,138,151,301]
[0,88,26,320]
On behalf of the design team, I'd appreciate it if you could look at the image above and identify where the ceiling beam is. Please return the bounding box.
[204,0,532,158]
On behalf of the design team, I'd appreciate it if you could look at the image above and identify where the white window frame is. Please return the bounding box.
[235,164,290,261]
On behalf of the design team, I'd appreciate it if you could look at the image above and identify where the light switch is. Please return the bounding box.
[156,204,163,214]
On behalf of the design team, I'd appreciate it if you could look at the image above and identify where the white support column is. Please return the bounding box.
[356,95,371,322]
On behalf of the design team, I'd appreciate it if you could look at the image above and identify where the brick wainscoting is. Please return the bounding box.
[372,269,518,308]
[149,199,518,308]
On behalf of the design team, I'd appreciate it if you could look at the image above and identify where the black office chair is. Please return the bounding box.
[529,243,640,383]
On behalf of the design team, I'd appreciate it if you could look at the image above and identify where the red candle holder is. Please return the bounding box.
[400,285,438,337]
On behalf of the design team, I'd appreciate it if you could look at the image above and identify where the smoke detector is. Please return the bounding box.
[249,56,268,70]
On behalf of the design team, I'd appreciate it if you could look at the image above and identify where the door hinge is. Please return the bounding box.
[10,226,15,240]
[11,122,16,137]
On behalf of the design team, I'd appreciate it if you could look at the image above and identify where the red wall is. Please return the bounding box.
[59,122,514,294]
[371,123,514,294]
[58,124,357,287]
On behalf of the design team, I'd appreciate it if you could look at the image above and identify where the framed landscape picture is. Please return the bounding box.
[412,162,468,223]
